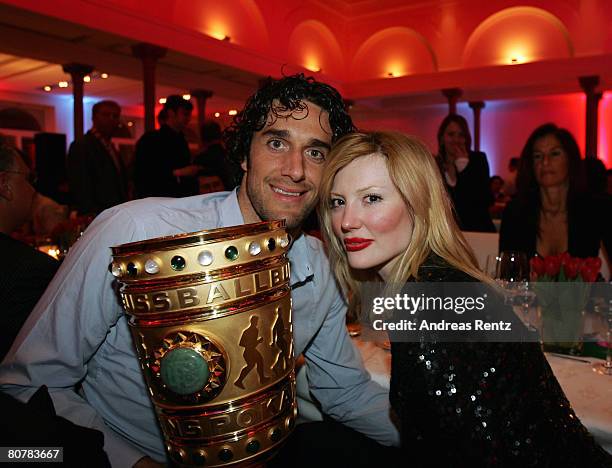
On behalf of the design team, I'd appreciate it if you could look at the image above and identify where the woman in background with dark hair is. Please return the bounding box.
[500,123,611,259]
[437,114,495,232]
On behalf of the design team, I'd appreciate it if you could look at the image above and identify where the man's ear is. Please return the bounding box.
[0,173,12,201]
[241,159,247,172]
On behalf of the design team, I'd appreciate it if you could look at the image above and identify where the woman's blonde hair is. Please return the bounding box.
[319,131,490,301]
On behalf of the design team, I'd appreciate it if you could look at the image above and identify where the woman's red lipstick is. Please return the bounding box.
[344,238,373,252]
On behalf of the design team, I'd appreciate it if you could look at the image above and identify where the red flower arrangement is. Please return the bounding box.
[530,252,601,283]
[530,253,602,353]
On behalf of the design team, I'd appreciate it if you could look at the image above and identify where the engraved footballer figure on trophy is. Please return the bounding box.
[235,316,270,389]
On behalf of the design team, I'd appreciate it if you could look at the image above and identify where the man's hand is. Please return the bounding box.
[132,456,166,468]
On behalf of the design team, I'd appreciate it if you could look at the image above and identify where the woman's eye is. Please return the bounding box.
[330,198,344,208]
[365,194,382,204]
[551,150,562,157]
[533,153,543,161]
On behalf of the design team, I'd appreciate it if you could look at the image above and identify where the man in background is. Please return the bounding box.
[67,100,127,215]
[194,120,235,191]
[134,95,200,198]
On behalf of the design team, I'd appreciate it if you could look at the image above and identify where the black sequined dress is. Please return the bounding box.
[390,255,612,467]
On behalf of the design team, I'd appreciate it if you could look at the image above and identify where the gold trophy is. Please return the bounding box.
[110,221,296,467]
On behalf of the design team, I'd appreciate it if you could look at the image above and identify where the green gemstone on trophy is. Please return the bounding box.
[218,448,233,462]
[171,450,184,463]
[225,246,239,260]
[193,452,206,465]
[170,255,186,271]
[160,347,209,395]
[246,439,260,453]
[270,428,282,442]
[127,262,137,276]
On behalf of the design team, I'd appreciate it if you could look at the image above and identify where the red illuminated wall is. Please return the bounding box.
[355,92,611,178]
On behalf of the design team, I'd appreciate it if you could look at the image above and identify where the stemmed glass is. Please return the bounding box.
[495,251,537,330]
[594,289,612,376]
[484,254,500,279]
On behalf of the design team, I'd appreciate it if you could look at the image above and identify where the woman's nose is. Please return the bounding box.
[341,205,361,231]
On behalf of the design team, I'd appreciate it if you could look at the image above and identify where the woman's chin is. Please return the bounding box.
[347,256,379,272]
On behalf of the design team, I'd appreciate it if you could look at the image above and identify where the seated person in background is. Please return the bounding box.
[436,114,495,232]
[504,156,519,197]
[0,74,399,468]
[500,123,611,259]
[194,120,235,191]
[490,175,506,200]
[0,143,59,360]
[318,130,612,466]
[489,175,509,219]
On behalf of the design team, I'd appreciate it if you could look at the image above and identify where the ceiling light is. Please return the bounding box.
[83,75,91,83]
[209,32,230,41]
[127,121,134,127]
[100,73,109,79]
[43,85,52,92]
[214,112,220,118]
[58,81,69,88]
[182,94,191,100]
[305,64,321,73]
[228,109,237,116]
[508,53,526,64]
[159,97,167,104]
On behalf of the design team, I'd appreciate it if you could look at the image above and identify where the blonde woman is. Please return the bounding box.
[319,131,611,466]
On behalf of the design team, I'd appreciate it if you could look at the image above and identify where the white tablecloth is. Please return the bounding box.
[352,337,612,454]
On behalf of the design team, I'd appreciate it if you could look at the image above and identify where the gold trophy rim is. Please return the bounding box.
[112,220,286,256]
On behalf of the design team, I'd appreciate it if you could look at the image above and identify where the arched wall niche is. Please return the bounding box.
[171,0,270,52]
[287,20,344,80]
[463,6,573,68]
[0,107,42,131]
[351,27,437,80]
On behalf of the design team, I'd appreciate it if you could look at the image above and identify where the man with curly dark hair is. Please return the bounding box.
[1,74,399,468]
[225,74,356,232]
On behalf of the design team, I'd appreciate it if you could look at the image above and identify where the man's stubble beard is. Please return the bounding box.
[246,175,318,231]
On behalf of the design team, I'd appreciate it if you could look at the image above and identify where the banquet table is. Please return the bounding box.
[351,336,612,454]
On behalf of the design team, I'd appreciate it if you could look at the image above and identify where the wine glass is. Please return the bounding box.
[496,251,537,330]
[594,286,612,376]
[484,254,500,279]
